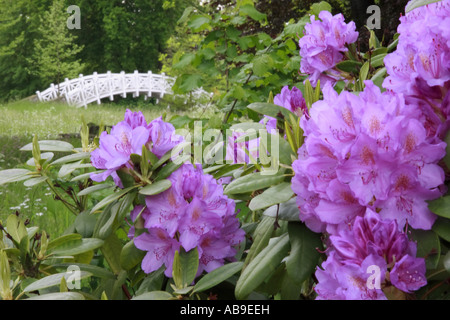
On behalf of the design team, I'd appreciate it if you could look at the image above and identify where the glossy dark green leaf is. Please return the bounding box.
[20,140,74,152]
[139,179,172,196]
[120,239,146,271]
[428,196,450,219]
[235,233,290,300]
[172,248,199,290]
[286,222,322,285]
[410,229,440,269]
[249,182,294,211]
[224,170,285,195]
[193,262,244,294]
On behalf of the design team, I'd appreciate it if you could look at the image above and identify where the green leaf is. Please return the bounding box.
[50,238,104,256]
[47,233,82,251]
[173,53,197,70]
[405,0,442,13]
[175,74,203,93]
[311,1,332,16]
[23,176,48,187]
[77,184,114,197]
[359,62,370,85]
[224,171,285,195]
[52,263,115,280]
[26,152,54,167]
[371,67,387,89]
[249,182,294,211]
[428,196,450,219]
[0,169,33,186]
[74,211,97,238]
[286,222,322,285]
[252,54,273,77]
[370,53,387,68]
[100,233,123,275]
[120,239,146,271]
[263,198,301,222]
[93,203,119,240]
[58,161,92,178]
[433,217,450,242]
[6,214,28,244]
[25,292,85,300]
[235,233,290,300]
[410,229,440,269]
[20,140,74,152]
[139,179,172,196]
[247,102,295,120]
[239,4,267,21]
[336,60,362,73]
[177,6,194,24]
[187,15,211,31]
[193,262,244,294]
[51,152,90,165]
[132,291,173,300]
[23,272,92,292]
[154,157,188,181]
[172,248,199,290]
[90,186,138,214]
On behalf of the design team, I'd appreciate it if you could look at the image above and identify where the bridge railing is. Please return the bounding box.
[36,71,210,108]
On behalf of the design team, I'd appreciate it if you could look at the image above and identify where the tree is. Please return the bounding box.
[0,0,51,101]
[30,0,85,91]
[75,0,196,74]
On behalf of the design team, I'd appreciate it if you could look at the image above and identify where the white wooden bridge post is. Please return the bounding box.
[146,71,153,101]
[133,70,140,98]
[63,78,70,105]
[79,74,87,108]
[93,72,101,105]
[50,83,57,100]
[120,71,126,98]
[107,71,114,101]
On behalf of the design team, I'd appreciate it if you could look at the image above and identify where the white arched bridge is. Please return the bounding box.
[36,71,211,108]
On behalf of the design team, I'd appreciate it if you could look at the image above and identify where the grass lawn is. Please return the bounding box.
[0,98,215,237]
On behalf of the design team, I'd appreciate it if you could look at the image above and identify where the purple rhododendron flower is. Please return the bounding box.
[314,209,427,299]
[259,86,308,134]
[90,110,183,187]
[148,116,184,158]
[291,81,446,232]
[133,163,245,277]
[299,11,358,87]
[383,1,450,139]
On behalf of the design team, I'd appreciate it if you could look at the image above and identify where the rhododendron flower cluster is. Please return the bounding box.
[292,81,446,233]
[292,80,446,299]
[132,163,245,277]
[315,209,426,300]
[91,111,245,278]
[299,11,358,87]
[259,85,308,133]
[90,109,183,187]
[383,1,450,139]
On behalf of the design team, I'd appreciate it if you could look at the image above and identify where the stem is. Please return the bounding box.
[122,284,132,300]
[45,180,78,216]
